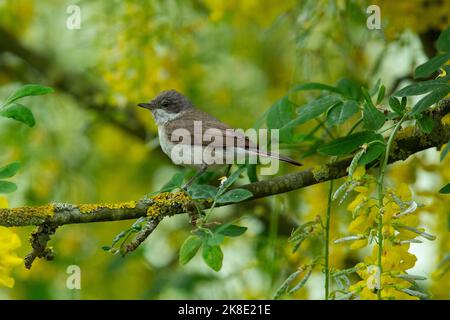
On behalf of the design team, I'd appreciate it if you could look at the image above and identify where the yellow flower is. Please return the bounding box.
[380,275,411,289]
[0,196,8,208]
[366,244,417,272]
[395,183,412,202]
[442,113,450,126]
[347,193,367,213]
[350,238,368,250]
[351,263,420,300]
[0,196,23,288]
[0,226,23,288]
[360,286,378,300]
[348,206,377,234]
[381,287,419,300]
[352,166,366,180]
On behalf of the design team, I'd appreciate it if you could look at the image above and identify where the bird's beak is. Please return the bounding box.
[138,102,152,109]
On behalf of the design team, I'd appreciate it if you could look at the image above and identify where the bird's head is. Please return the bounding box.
[138,90,193,114]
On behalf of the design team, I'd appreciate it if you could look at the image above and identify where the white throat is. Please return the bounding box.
[151,109,185,125]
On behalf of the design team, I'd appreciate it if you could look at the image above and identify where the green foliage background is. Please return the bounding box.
[0,0,448,299]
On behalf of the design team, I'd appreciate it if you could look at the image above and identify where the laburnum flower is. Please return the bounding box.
[384,184,422,241]
[366,243,417,272]
[0,197,23,288]
[0,227,22,288]
[349,263,419,300]
[345,168,377,250]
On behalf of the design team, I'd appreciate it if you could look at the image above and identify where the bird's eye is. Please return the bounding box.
[160,99,168,107]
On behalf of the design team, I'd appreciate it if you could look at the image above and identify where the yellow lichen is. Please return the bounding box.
[0,204,55,227]
[78,201,136,214]
[441,113,450,126]
[395,126,415,140]
[312,165,330,181]
[146,192,192,218]
[8,204,54,218]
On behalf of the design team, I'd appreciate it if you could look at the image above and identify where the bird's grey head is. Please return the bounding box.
[138,90,193,115]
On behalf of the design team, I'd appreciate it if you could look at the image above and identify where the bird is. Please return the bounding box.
[138,90,301,187]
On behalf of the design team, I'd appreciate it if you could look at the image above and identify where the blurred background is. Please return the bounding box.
[0,0,448,299]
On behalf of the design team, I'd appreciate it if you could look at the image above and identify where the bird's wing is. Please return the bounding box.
[165,109,302,166]
[166,109,255,149]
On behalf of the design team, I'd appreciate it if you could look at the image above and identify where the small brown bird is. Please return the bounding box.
[138,90,301,186]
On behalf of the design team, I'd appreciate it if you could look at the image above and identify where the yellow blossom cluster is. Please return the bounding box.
[98,2,198,109]
[0,197,22,288]
[203,0,295,26]
[338,166,431,299]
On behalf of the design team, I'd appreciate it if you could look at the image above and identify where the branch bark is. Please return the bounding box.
[1,100,449,228]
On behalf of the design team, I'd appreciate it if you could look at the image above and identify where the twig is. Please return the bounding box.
[122,218,162,256]
[24,223,58,269]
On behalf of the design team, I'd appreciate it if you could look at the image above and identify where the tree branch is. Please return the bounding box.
[1,100,449,229]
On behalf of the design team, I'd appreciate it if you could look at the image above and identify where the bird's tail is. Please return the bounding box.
[271,153,303,166]
[247,149,302,166]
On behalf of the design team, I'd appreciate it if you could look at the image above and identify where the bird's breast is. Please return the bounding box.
[158,126,174,157]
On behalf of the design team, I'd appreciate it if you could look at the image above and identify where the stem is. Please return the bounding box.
[347,118,363,135]
[316,118,337,139]
[323,117,363,299]
[376,114,407,300]
[268,198,280,284]
[324,179,334,300]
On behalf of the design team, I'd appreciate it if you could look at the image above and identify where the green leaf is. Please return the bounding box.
[290,82,342,94]
[336,78,362,100]
[411,86,450,115]
[376,84,386,104]
[216,188,253,204]
[188,184,217,199]
[266,96,294,142]
[437,26,450,52]
[317,131,383,156]
[370,79,381,97]
[394,80,450,97]
[0,180,17,193]
[359,142,385,165]
[246,164,258,183]
[401,96,407,109]
[361,87,375,107]
[215,224,248,237]
[417,116,434,134]
[440,140,450,161]
[202,243,223,272]
[221,166,246,190]
[363,102,385,131]
[179,236,203,265]
[266,97,293,128]
[388,96,405,115]
[326,100,359,126]
[101,246,111,251]
[111,230,128,247]
[205,233,224,246]
[160,172,184,192]
[5,84,54,105]
[439,183,450,194]
[0,103,36,127]
[285,95,341,128]
[0,162,20,179]
[414,53,450,79]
